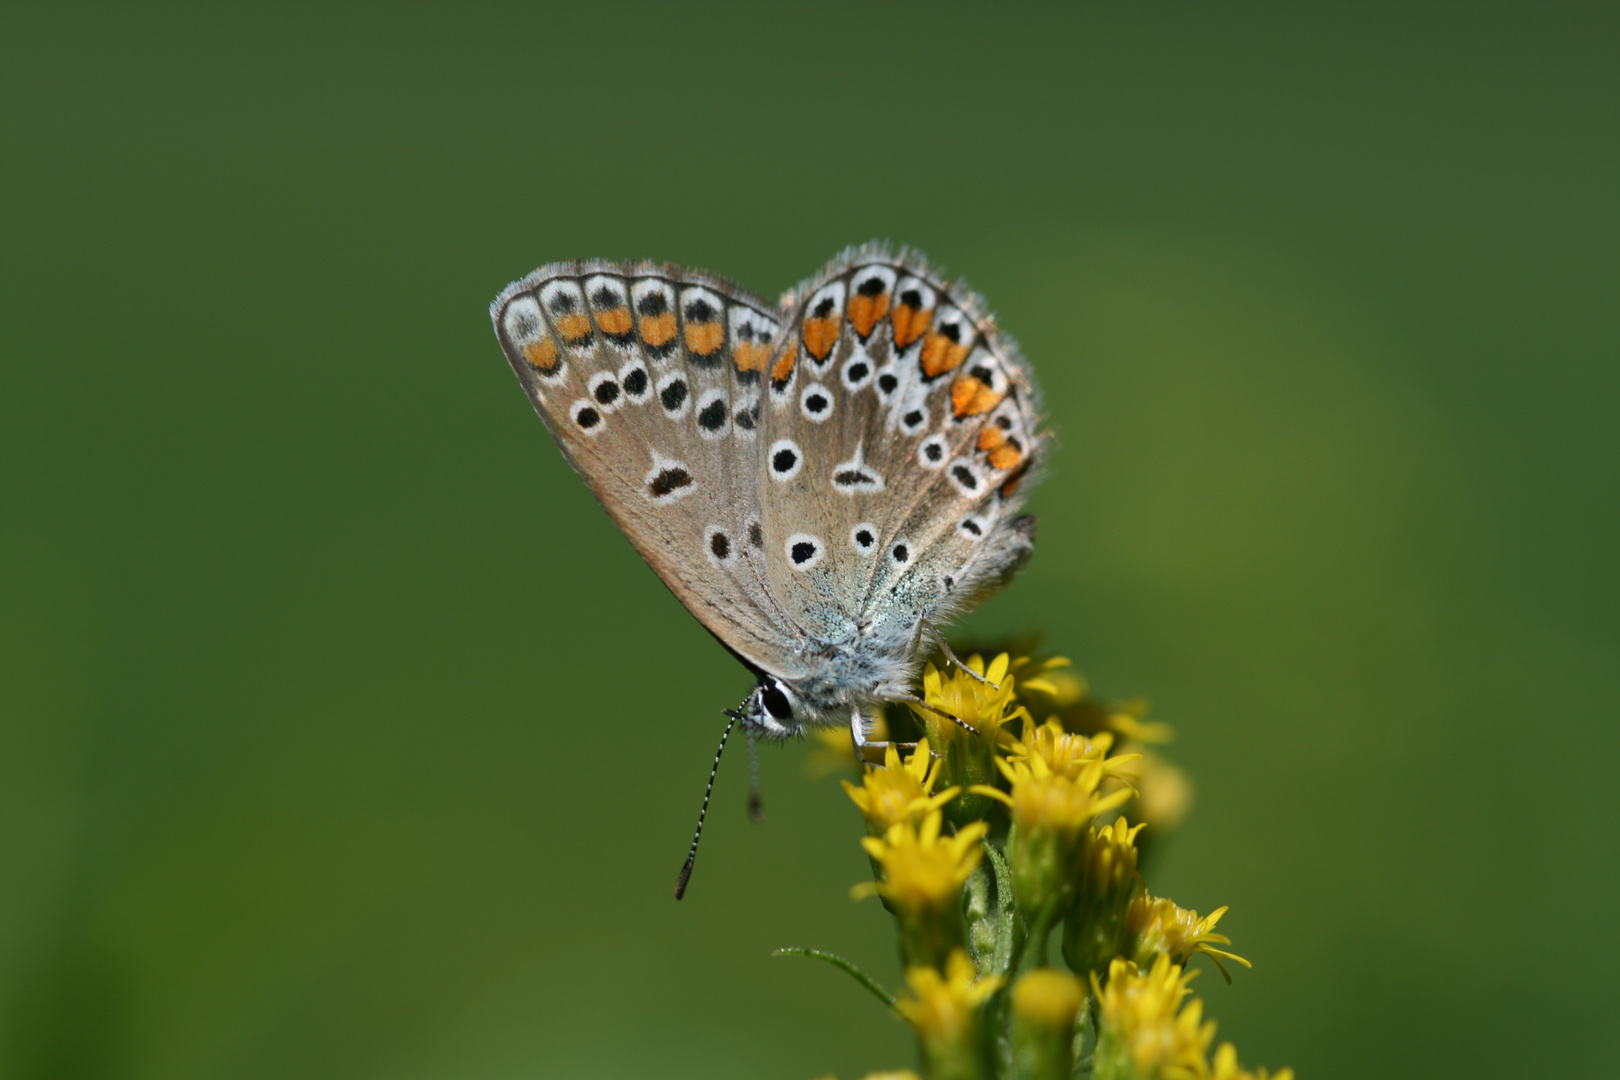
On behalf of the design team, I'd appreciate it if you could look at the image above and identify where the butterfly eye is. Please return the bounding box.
[760,680,795,722]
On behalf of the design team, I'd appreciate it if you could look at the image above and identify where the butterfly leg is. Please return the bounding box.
[884,692,982,740]
[923,620,1002,690]
[849,706,920,765]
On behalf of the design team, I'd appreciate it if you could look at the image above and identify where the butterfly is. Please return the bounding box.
[490,243,1044,892]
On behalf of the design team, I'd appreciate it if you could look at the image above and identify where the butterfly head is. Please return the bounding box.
[733,676,802,739]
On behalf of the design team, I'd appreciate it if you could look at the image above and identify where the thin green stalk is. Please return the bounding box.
[771,947,897,1011]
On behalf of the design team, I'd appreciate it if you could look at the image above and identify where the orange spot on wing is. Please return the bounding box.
[919,332,970,378]
[685,319,724,356]
[770,343,798,383]
[977,426,1006,452]
[595,307,632,336]
[847,293,890,339]
[733,341,769,373]
[554,313,592,342]
[802,315,841,361]
[521,337,559,373]
[988,443,1024,471]
[1001,464,1028,496]
[891,304,934,349]
[951,375,1004,418]
[640,311,677,347]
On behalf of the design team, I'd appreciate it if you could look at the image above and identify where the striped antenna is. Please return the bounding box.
[673,712,740,900]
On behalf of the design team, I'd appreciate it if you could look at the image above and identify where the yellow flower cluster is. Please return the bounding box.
[815,649,1289,1080]
[1062,817,1146,975]
[1093,955,1215,1079]
[969,738,1133,922]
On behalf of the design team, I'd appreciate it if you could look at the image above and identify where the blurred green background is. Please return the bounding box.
[3,3,1616,1077]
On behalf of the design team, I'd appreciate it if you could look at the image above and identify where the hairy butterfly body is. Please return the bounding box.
[492,244,1044,890]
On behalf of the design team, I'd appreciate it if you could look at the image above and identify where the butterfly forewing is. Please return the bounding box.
[492,260,812,677]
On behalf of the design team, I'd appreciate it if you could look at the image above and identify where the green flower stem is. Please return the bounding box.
[771,948,896,1011]
[963,861,997,971]
[1072,995,1098,1077]
[897,901,967,971]
[984,842,1020,977]
[1011,1010,1076,1080]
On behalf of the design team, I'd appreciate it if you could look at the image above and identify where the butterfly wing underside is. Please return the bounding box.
[491,261,812,678]
[491,245,1044,695]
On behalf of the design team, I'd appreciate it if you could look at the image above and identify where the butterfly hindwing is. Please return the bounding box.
[752,244,1043,648]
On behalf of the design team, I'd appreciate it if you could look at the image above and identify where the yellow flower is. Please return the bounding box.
[912,653,1028,739]
[896,949,1005,1080]
[1211,1043,1295,1080]
[1085,817,1146,893]
[841,738,960,832]
[972,754,1133,836]
[1063,818,1146,975]
[1092,955,1215,1079]
[911,653,1030,823]
[970,753,1131,921]
[1011,968,1087,1080]
[1130,752,1194,832]
[1011,968,1085,1030]
[806,711,889,776]
[1007,717,1139,784]
[896,948,1005,1037]
[857,811,987,911]
[1014,655,1088,710]
[856,811,987,967]
[1107,699,1175,745]
[1129,894,1252,981]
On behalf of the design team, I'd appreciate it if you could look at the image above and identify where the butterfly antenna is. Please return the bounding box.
[674,712,741,900]
[745,727,763,823]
